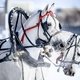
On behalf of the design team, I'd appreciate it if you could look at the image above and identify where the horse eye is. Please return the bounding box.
[60,43,64,48]
[47,23,51,26]
[59,23,62,29]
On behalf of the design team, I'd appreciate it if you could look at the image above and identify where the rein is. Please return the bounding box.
[20,11,53,44]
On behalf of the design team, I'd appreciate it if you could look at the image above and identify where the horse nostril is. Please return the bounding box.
[49,48,53,52]
[60,43,64,48]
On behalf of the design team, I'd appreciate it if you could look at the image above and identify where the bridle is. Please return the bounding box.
[0,7,61,68]
[53,34,80,74]
[0,7,60,65]
[8,7,80,77]
[20,10,56,47]
[0,7,57,64]
[7,7,62,69]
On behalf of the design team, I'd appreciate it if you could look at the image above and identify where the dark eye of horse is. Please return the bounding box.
[47,23,51,27]
[41,21,51,31]
[59,23,62,29]
[60,43,64,48]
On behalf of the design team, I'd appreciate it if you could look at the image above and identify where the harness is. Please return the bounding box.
[0,7,56,65]
[1,7,80,77]
[0,7,29,63]
[0,37,13,63]
[56,34,80,74]
[0,7,63,71]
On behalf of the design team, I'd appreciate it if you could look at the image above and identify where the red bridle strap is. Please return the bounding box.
[20,11,53,43]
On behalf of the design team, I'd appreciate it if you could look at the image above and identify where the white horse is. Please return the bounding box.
[18,5,61,80]
[51,30,80,76]
[0,5,61,80]
[18,6,80,79]
[0,5,80,80]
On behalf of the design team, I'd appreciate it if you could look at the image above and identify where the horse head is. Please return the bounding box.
[51,31,80,76]
[18,4,62,48]
[8,5,62,68]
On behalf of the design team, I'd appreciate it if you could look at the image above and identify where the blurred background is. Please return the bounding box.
[0,0,80,37]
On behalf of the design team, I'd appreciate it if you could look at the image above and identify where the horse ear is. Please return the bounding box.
[51,3,55,8]
[49,3,55,11]
[45,4,49,11]
[42,4,49,15]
